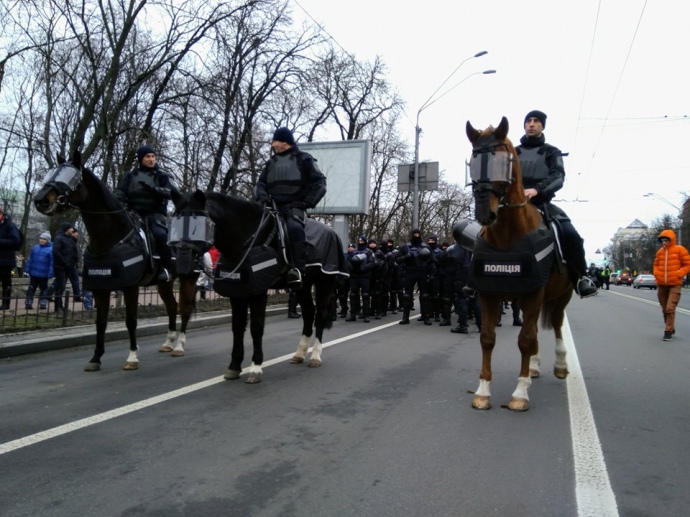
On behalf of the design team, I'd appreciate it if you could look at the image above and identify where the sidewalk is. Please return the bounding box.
[0,305,289,359]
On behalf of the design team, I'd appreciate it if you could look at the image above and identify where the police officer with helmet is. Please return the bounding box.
[396,229,432,325]
[254,127,326,289]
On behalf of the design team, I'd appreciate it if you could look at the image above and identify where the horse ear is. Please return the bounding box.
[72,150,83,169]
[466,121,480,143]
[192,189,206,205]
[495,117,509,140]
[57,154,66,165]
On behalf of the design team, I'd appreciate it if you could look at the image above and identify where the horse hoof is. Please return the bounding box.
[529,369,540,378]
[245,373,262,384]
[159,345,173,353]
[308,359,322,368]
[123,362,139,371]
[224,369,241,380]
[171,349,185,357]
[84,362,101,372]
[472,395,491,410]
[289,356,304,364]
[554,367,569,380]
[508,397,530,412]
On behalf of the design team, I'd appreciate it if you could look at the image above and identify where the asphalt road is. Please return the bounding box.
[1,285,688,517]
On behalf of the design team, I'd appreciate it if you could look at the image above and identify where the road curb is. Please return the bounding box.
[0,306,289,359]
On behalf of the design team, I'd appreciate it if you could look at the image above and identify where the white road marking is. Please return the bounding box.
[0,319,405,456]
[563,313,619,517]
[0,313,621,517]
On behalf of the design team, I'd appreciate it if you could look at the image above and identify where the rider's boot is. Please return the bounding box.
[575,276,598,298]
[287,241,307,290]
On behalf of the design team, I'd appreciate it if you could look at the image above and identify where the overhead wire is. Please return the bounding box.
[579,0,649,180]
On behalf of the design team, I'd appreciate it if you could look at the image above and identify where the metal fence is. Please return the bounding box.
[1,284,289,334]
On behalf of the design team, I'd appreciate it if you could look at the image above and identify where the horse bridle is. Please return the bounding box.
[470,135,526,209]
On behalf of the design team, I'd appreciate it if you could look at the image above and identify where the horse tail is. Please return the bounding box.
[540,299,555,330]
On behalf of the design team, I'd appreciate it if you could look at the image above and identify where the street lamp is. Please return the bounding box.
[412,50,493,230]
[644,192,683,245]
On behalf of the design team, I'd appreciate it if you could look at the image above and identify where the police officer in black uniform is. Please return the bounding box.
[447,225,482,334]
[367,238,388,319]
[425,234,443,322]
[397,229,432,325]
[346,236,374,322]
[115,145,178,282]
[518,110,597,298]
[254,127,326,289]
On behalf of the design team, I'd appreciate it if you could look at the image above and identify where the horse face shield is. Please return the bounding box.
[168,215,215,275]
[35,164,82,211]
[466,152,513,194]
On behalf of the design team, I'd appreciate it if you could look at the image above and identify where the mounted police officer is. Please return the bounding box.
[518,110,597,298]
[397,229,432,325]
[254,127,326,290]
[115,145,178,283]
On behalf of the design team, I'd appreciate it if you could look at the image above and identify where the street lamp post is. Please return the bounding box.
[412,51,494,230]
[644,192,683,245]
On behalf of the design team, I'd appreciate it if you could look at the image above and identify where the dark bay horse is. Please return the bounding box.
[465,117,573,411]
[34,151,199,371]
[175,190,346,384]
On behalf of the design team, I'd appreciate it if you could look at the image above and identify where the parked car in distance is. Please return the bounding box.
[609,272,619,284]
[616,272,633,286]
[633,274,657,289]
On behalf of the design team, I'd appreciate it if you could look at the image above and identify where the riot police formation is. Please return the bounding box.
[396,229,432,325]
[367,239,389,319]
[346,236,374,323]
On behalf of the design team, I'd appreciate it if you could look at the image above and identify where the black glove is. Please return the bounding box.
[288,201,307,210]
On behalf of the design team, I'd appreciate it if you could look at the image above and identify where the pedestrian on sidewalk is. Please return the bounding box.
[653,229,690,341]
[25,232,54,310]
[0,206,21,310]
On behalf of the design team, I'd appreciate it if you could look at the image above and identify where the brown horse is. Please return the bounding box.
[465,117,573,411]
[34,151,199,371]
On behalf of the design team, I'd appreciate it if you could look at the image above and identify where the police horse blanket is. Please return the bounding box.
[175,190,348,383]
[464,117,573,411]
[34,151,200,371]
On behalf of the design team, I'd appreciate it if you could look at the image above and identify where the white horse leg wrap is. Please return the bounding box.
[475,378,491,397]
[512,376,532,401]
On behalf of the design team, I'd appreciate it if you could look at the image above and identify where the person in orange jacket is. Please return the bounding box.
[652,229,690,341]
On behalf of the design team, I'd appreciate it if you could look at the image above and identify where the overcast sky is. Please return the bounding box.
[293,0,689,262]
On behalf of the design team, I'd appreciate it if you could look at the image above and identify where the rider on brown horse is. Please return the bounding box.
[517,110,597,298]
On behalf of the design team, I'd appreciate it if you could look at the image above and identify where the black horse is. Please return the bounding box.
[34,151,199,371]
[174,190,348,383]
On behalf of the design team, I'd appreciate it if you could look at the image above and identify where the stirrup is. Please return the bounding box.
[157,268,172,283]
[575,276,598,298]
[287,268,302,287]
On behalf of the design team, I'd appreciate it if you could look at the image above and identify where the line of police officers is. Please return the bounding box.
[336,226,489,334]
